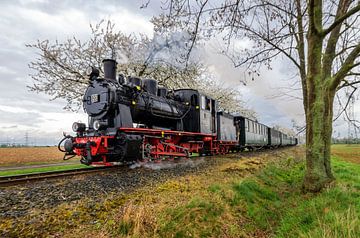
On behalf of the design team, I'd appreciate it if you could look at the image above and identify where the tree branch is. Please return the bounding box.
[331,43,360,90]
[333,85,357,121]
[295,0,307,110]
[185,0,208,64]
[322,2,360,36]
[323,0,352,78]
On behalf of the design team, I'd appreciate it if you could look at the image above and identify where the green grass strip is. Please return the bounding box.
[0,164,90,177]
[157,156,360,238]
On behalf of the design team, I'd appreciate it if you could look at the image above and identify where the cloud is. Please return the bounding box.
[202,40,304,128]
[0,0,155,143]
[1,125,18,129]
[0,0,353,143]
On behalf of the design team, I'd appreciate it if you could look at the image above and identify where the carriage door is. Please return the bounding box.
[211,99,216,133]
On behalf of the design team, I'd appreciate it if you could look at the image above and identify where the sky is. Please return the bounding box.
[0,0,356,145]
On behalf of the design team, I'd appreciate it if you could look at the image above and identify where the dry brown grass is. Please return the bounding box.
[0,147,76,166]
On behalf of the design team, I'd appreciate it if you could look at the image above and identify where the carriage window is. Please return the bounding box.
[201,96,205,110]
[205,98,211,111]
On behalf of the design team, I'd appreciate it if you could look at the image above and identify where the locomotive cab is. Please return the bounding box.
[174,89,217,135]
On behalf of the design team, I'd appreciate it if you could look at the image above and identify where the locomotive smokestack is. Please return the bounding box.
[103,59,117,81]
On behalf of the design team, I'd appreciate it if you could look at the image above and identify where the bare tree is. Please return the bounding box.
[156,0,360,192]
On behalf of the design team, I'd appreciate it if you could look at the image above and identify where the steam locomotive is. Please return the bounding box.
[59,59,297,166]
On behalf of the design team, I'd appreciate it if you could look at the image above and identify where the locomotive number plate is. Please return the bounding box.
[91,94,100,103]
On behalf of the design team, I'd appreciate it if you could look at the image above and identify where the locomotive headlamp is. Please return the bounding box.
[93,120,108,130]
[86,66,100,79]
[72,122,86,132]
[85,66,93,75]
[93,120,101,130]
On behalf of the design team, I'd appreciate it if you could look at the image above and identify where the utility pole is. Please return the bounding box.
[25,132,29,147]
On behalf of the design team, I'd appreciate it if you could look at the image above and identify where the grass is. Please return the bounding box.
[152,155,360,238]
[1,146,359,238]
[120,147,359,238]
[0,163,89,176]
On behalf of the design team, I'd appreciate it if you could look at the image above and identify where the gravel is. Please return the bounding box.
[0,156,233,219]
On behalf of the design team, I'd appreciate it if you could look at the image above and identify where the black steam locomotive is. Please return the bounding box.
[59,59,297,166]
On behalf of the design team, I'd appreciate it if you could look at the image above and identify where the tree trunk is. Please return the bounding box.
[303,87,335,192]
[303,4,336,192]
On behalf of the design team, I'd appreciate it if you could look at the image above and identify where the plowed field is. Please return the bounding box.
[0,147,75,166]
[331,144,360,164]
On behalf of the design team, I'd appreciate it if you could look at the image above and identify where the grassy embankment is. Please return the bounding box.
[1,145,359,237]
[74,145,359,237]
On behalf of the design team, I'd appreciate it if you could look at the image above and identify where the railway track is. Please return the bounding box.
[0,147,292,188]
[0,166,118,187]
